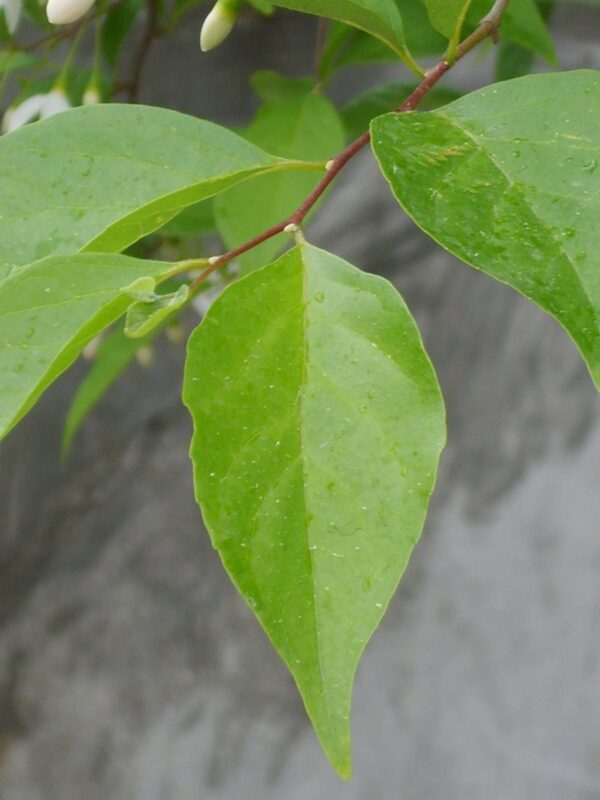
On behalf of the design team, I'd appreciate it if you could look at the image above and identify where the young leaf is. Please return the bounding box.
[183,243,446,776]
[371,70,600,389]
[125,283,189,338]
[0,253,177,441]
[214,75,345,275]
[0,104,323,276]
[62,324,155,456]
[269,0,423,74]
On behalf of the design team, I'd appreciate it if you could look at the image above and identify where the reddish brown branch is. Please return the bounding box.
[190,4,510,291]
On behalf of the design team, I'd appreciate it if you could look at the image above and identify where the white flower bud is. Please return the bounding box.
[200,0,239,52]
[135,346,155,368]
[0,0,22,33]
[83,87,101,106]
[1,89,70,134]
[42,88,71,117]
[46,0,94,25]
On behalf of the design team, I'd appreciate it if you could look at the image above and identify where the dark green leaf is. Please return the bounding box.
[101,0,145,68]
[269,0,423,73]
[341,81,461,140]
[468,0,557,63]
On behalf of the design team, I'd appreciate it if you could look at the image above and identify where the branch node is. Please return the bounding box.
[283,223,299,233]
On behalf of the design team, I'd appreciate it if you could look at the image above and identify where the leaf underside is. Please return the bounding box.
[0,253,173,440]
[371,70,600,390]
[183,243,446,776]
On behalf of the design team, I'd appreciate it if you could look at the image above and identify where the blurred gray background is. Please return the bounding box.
[1,5,600,799]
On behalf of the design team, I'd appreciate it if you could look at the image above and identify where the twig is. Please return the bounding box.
[15,0,123,52]
[127,0,161,102]
[190,1,511,292]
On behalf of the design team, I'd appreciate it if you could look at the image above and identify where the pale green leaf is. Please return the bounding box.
[0,253,176,440]
[183,242,446,776]
[62,324,154,456]
[0,104,322,277]
[214,76,345,275]
[371,70,600,389]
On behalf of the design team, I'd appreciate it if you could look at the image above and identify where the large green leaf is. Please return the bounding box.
[0,253,177,440]
[270,0,422,72]
[183,242,445,776]
[214,73,345,275]
[371,70,600,389]
[0,104,322,277]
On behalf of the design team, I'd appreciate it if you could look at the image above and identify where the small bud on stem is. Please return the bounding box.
[199,0,241,52]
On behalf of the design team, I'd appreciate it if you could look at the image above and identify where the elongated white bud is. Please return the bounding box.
[2,88,70,134]
[46,0,94,25]
[200,0,240,52]
[83,87,101,106]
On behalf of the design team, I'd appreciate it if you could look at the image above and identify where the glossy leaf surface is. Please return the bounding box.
[0,104,320,275]
[183,243,445,776]
[371,70,600,388]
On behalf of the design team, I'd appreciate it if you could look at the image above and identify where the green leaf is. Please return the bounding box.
[468,0,557,63]
[157,200,216,239]
[183,242,445,776]
[62,324,154,456]
[423,0,473,40]
[214,75,345,275]
[495,40,535,81]
[0,104,322,277]
[269,0,423,73]
[371,70,600,389]
[125,283,189,337]
[101,0,145,68]
[341,81,461,140]
[0,252,177,441]
[319,0,445,77]
[0,51,38,76]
